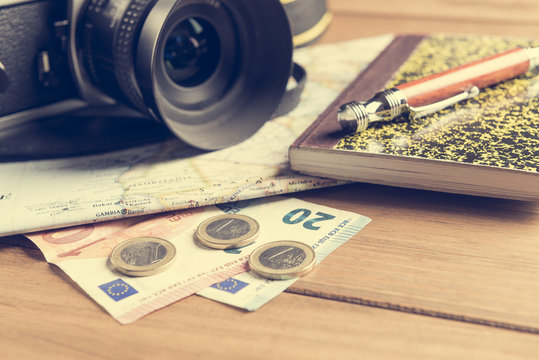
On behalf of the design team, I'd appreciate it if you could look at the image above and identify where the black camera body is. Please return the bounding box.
[0,0,293,149]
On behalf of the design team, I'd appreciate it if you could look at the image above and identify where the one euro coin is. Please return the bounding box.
[195,214,260,249]
[248,240,316,280]
[110,237,176,277]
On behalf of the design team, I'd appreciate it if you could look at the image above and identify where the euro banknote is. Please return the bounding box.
[197,214,370,310]
[26,196,370,324]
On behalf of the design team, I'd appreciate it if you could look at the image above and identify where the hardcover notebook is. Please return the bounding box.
[289,34,539,200]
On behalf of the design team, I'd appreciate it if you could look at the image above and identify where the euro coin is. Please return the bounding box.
[248,240,316,280]
[195,214,260,249]
[110,237,176,277]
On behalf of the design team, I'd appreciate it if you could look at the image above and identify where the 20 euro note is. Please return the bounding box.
[25,196,370,324]
[197,213,370,311]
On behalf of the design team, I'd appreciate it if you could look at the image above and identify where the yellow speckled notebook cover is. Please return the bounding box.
[290,34,539,200]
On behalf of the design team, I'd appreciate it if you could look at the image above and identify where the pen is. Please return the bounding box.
[338,46,539,133]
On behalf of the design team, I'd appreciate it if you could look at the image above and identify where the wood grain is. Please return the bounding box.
[2,243,539,360]
[292,184,539,332]
[329,0,539,24]
[396,48,530,107]
[322,0,539,42]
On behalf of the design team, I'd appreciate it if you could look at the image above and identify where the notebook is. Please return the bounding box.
[289,34,539,200]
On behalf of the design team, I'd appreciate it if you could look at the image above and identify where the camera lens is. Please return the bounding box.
[78,0,292,150]
[163,17,220,87]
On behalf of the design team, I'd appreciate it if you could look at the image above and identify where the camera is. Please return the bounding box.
[0,0,293,149]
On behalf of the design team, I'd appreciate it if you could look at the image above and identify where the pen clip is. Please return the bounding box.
[408,86,480,119]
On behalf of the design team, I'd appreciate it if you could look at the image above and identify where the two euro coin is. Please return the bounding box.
[195,214,260,249]
[110,237,176,277]
[248,240,316,280]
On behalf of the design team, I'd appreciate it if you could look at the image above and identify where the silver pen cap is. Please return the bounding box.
[337,88,407,133]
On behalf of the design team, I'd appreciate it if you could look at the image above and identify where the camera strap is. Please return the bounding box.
[271,0,331,119]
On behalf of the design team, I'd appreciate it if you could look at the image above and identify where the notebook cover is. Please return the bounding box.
[290,34,539,195]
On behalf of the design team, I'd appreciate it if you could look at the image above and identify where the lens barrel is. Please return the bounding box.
[163,17,221,87]
[79,0,293,149]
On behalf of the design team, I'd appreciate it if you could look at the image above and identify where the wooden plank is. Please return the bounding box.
[291,183,539,332]
[1,244,538,360]
[319,12,539,44]
[328,0,539,23]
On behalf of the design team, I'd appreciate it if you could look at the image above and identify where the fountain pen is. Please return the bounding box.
[338,46,539,133]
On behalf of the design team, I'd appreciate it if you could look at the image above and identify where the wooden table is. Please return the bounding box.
[2,1,539,358]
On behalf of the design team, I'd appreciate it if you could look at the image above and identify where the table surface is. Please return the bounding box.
[2,1,539,358]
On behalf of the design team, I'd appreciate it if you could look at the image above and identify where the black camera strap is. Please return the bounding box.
[271,63,306,119]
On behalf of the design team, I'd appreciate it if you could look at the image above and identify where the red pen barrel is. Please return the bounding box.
[395,48,531,108]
